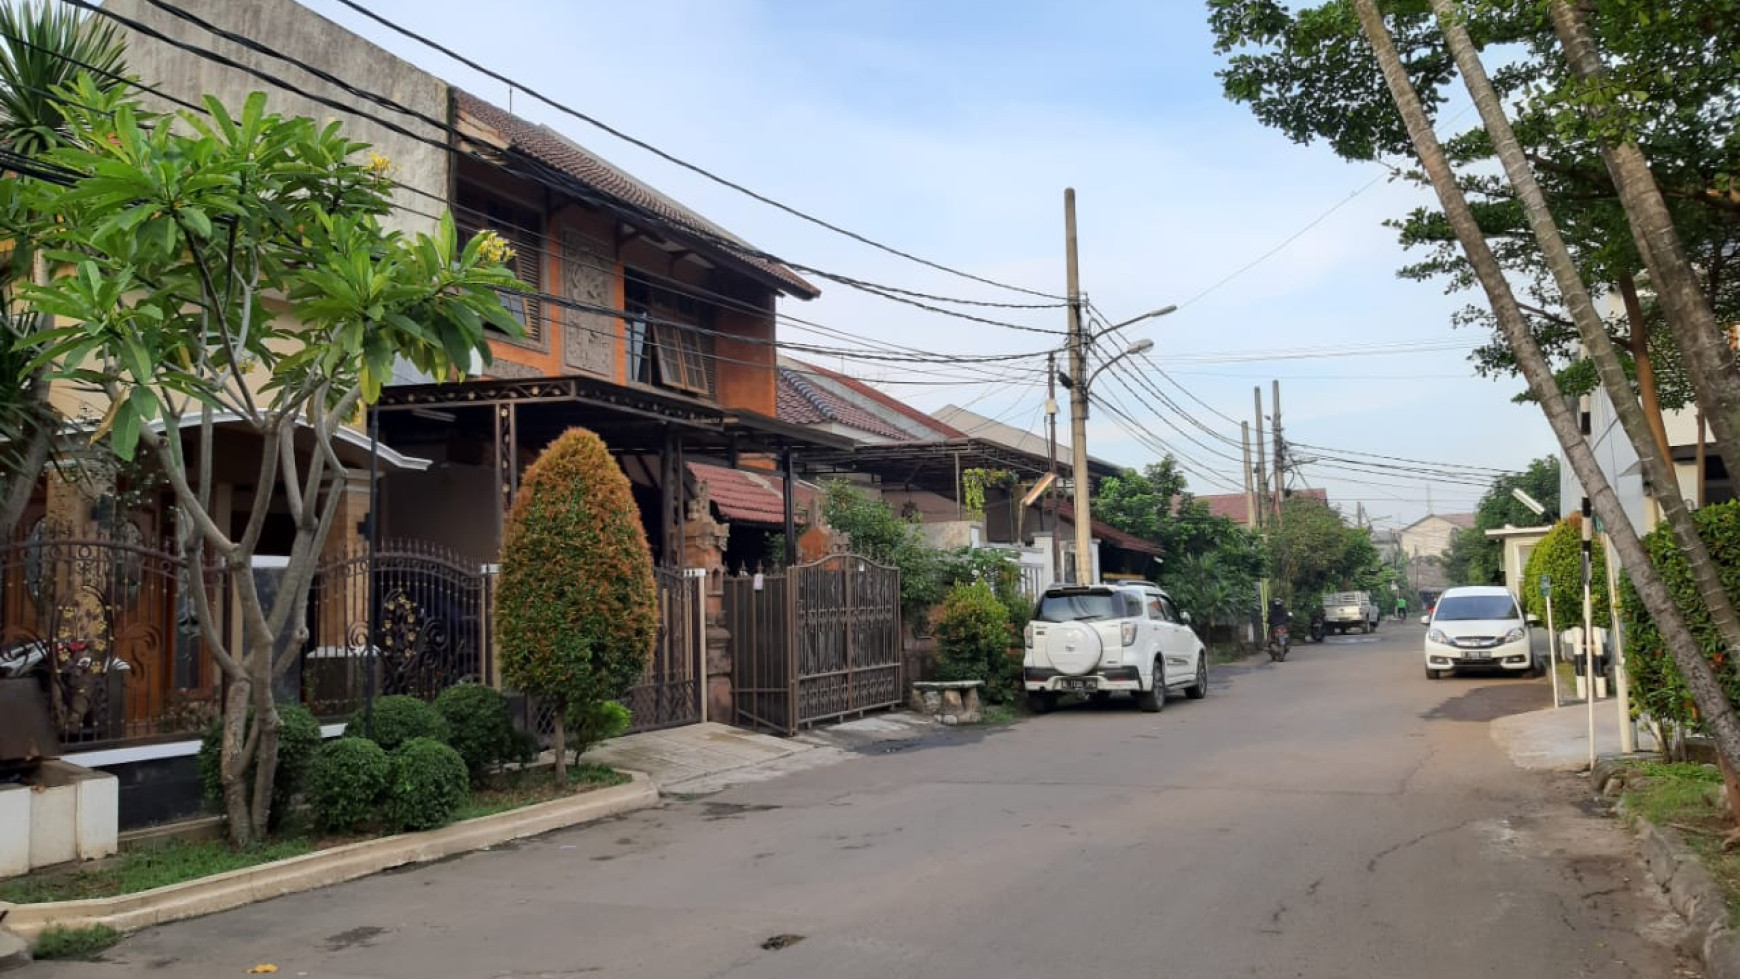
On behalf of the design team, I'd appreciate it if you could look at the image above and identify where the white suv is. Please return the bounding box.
[1023,583,1208,713]
[1423,585,1541,679]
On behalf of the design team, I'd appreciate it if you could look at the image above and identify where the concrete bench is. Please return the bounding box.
[909,680,984,725]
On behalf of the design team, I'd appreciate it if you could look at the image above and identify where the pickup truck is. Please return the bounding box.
[1323,591,1380,634]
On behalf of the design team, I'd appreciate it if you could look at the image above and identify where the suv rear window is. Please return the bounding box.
[1035,592,1125,622]
[1433,594,1520,621]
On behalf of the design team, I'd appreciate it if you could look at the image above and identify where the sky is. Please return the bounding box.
[300,0,1561,529]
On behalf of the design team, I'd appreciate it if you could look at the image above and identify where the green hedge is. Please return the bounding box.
[436,684,516,782]
[1520,514,1608,626]
[1618,501,1740,731]
[196,702,322,818]
[933,580,1019,702]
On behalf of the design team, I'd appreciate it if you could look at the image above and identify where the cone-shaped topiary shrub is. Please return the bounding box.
[496,427,657,782]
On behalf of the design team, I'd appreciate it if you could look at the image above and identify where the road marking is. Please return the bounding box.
[1324,636,1381,645]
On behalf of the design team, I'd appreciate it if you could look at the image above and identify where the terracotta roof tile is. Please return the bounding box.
[1057,504,1164,556]
[788,360,965,440]
[690,462,815,527]
[456,91,818,299]
[775,367,911,442]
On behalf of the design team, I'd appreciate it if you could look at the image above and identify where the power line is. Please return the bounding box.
[67,0,1068,337]
[314,0,1068,301]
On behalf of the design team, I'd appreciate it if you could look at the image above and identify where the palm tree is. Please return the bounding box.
[1348,0,1740,801]
[0,1,128,538]
[1426,0,1740,676]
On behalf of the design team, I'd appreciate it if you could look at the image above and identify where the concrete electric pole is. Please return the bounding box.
[1065,189,1092,583]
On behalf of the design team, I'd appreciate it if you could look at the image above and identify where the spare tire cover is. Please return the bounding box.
[1044,621,1104,677]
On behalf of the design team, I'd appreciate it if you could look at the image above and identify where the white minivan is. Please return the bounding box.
[1423,585,1541,679]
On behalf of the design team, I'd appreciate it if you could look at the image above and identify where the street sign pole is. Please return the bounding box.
[1542,574,1560,710]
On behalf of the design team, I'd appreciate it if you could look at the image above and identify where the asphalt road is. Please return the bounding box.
[37,622,1696,978]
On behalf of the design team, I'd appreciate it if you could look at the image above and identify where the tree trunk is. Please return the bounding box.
[0,376,51,538]
[551,705,568,785]
[249,683,282,841]
[220,676,255,847]
[1353,0,1740,779]
[1431,0,1740,682]
[1618,272,1674,469]
[1550,2,1740,489]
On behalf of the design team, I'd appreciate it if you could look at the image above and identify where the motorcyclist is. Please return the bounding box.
[1268,598,1291,641]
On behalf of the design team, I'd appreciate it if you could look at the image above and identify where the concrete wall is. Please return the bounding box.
[107,0,450,238]
[1399,516,1461,561]
[1561,384,1701,532]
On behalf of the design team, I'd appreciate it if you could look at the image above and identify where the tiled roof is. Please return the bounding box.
[1057,504,1164,556]
[1441,512,1478,529]
[776,367,910,442]
[776,359,963,443]
[1184,489,1328,524]
[690,462,815,527]
[455,91,819,300]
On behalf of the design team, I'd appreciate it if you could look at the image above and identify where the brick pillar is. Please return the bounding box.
[682,487,732,722]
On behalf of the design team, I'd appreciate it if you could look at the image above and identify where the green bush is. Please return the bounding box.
[197,702,322,816]
[496,428,657,780]
[565,700,631,764]
[1520,514,1608,626]
[1619,501,1740,733]
[384,737,470,831]
[436,684,515,781]
[305,737,390,832]
[932,580,1019,702]
[348,694,449,752]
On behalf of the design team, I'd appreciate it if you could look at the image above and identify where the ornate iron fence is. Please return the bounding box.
[727,554,902,736]
[301,540,490,720]
[0,524,220,747]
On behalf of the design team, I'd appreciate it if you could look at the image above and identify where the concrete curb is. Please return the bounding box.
[0,928,28,972]
[1604,770,1740,979]
[0,771,658,943]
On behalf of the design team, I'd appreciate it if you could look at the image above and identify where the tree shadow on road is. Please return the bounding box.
[1421,680,1553,722]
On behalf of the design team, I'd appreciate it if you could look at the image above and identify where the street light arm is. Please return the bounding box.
[1086,338,1156,387]
[1090,304,1178,341]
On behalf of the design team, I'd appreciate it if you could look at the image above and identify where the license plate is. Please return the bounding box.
[1061,678,1098,693]
[1464,650,1491,661]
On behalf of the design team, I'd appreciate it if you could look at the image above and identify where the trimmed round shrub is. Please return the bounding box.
[436,684,515,781]
[348,695,448,752]
[197,702,323,815]
[305,737,390,832]
[385,737,470,831]
[932,580,1018,701]
[564,699,631,763]
[496,427,657,775]
[1619,501,1740,733]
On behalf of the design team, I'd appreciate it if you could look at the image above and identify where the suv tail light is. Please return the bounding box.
[1024,623,1035,648]
[1121,621,1138,646]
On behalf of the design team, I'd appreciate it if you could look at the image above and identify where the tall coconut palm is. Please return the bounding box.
[0,0,127,538]
[1349,0,1740,800]
[1426,0,1740,679]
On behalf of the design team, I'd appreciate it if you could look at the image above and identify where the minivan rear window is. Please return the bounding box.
[1035,592,1120,622]
[1433,594,1520,621]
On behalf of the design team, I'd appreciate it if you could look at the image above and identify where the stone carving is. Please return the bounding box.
[561,229,616,377]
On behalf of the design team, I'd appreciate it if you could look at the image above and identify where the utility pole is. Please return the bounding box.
[1272,379,1285,521]
[1242,421,1256,529]
[1064,188,1093,584]
[1046,350,1062,584]
[1253,386,1268,523]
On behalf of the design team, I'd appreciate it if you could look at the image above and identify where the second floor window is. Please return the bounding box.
[625,274,712,397]
[456,185,544,344]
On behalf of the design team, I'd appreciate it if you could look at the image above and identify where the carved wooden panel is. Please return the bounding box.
[561,229,616,377]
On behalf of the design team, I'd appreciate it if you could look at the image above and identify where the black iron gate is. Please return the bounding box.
[726,554,902,736]
[624,568,703,734]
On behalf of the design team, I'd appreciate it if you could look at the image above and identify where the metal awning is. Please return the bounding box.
[800,437,1108,495]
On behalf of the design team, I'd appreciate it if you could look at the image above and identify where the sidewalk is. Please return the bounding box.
[1490,699,1659,772]
[582,713,943,796]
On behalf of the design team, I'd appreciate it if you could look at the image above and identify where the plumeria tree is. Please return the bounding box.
[23,83,523,844]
